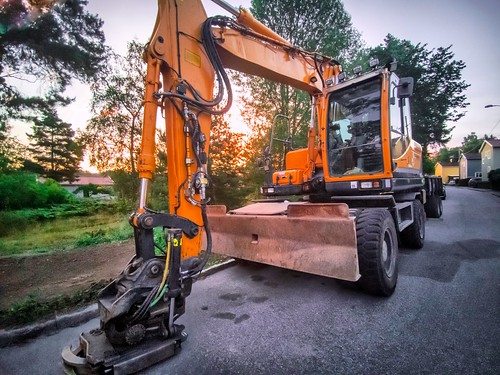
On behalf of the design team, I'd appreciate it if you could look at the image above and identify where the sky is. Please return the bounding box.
[342,0,500,147]
[14,0,500,149]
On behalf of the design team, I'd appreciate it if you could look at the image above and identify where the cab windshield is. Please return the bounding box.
[327,78,383,176]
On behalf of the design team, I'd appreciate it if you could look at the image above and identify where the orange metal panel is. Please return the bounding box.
[214,28,329,95]
[380,72,394,177]
[272,169,304,185]
[141,0,215,258]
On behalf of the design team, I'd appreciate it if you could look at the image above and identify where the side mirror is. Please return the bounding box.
[397,77,414,98]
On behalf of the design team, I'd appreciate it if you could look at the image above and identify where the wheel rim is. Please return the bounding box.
[382,230,396,277]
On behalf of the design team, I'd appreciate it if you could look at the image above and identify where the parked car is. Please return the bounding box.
[468,177,482,188]
[440,185,446,200]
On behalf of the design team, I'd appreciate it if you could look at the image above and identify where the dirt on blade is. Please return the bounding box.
[0,240,135,310]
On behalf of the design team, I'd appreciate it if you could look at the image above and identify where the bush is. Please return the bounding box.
[74,183,114,198]
[106,171,169,212]
[0,172,74,210]
[423,157,435,175]
[149,174,169,211]
[106,170,139,202]
[43,178,74,205]
[488,168,500,191]
[476,181,491,189]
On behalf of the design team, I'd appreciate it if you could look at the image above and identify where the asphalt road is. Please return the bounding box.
[1,186,499,374]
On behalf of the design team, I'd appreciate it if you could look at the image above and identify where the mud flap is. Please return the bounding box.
[207,202,360,281]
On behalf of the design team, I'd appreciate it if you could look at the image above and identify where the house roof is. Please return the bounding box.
[60,173,114,186]
[479,139,500,153]
[489,139,500,147]
[459,152,481,161]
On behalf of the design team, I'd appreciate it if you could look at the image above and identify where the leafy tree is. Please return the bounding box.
[79,41,145,173]
[368,35,469,154]
[235,0,362,177]
[106,170,139,205]
[208,116,253,208]
[435,146,460,164]
[0,0,106,131]
[251,0,362,60]
[148,130,169,211]
[0,130,26,173]
[461,132,483,154]
[26,103,83,182]
[422,157,435,175]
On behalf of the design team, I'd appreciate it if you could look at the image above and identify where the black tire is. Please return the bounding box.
[425,194,443,218]
[356,209,398,297]
[400,200,426,249]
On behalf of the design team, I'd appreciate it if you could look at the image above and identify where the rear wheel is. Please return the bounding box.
[400,200,426,249]
[356,209,398,296]
[425,194,442,218]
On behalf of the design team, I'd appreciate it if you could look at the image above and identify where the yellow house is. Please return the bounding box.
[435,161,459,183]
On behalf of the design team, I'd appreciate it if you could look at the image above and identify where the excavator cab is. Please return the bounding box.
[261,67,419,199]
[321,69,421,198]
[326,76,384,177]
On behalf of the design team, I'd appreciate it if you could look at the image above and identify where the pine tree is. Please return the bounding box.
[27,107,82,182]
[0,0,106,128]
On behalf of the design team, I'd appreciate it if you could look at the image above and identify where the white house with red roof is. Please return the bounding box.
[59,173,114,198]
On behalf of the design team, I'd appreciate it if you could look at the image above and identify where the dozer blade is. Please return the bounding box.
[207,202,360,281]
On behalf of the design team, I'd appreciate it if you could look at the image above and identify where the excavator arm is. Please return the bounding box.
[137,0,338,259]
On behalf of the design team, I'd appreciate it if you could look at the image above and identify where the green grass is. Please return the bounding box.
[0,281,110,329]
[205,253,229,268]
[0,212,132,256]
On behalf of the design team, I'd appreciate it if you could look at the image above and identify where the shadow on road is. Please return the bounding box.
[399,239,500,282]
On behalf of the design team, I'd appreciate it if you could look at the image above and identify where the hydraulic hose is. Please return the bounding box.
[155,16,233,115]
[181,203,212,278]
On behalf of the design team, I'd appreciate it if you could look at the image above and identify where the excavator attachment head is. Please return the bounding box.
[207,202,360,281]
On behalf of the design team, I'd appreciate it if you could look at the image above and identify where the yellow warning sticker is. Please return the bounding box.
[185,49,201,68]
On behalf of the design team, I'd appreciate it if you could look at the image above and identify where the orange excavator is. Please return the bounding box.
[63,0,443,373]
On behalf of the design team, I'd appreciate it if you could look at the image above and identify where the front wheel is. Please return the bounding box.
[356,209,398,297]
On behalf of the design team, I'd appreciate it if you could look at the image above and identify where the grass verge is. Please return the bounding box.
[0,280,110,329]
[204,253,228,268]
[0,254,228,329]
[0,213,132,256]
